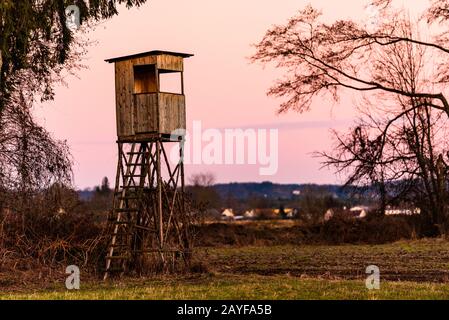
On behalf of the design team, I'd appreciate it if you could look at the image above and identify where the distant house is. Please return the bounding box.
[221,208,235,220]
[291,208,300,219]
[324,209,334,221]
[350,206,370,218]
[273,208,295,219]
[244,210,256,219]
[385,207,421,216]
[324,206,370,221]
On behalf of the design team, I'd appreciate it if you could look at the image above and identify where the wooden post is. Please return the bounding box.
[157,139,163,248]
[156,66,160,93]
[181,71,185,95]
[180,139,185,194]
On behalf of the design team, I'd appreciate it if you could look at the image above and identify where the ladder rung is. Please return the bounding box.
[133,249,182,253]
[123,174,146,178]
[127,163,146,166]
[119,185,144,189]
[133,225,155,232]
[127,152,147,155]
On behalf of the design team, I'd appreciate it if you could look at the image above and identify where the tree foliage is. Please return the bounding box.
[0,0,148,111]
[0,0,149,193]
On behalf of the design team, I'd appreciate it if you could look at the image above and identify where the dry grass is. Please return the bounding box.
[3,239,449,299]
[0,214,447,299]
[3,274,449,300]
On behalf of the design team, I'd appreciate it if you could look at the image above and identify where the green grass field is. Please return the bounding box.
[3,275,449,300]
[3,239,449,300]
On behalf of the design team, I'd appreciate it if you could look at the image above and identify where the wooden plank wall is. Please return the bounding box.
[114,54,185,138]
[134,93,158,133]
[114,60,133,137]
[158,93,186,134]
[157,55,183,72]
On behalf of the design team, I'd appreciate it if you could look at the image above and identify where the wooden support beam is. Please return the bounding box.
[104,138,191,279]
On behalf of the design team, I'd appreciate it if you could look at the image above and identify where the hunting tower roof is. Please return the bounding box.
[105,50,194,63]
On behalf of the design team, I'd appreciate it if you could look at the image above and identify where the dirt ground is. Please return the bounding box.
[196,240,449,283]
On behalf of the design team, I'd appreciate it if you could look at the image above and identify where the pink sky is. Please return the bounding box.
[34,0,420,189]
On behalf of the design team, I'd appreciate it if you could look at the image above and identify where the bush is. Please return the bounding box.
[320,214,415,244]
[0,186,107,279]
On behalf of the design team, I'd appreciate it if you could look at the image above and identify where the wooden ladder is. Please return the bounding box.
[104,145,148,280]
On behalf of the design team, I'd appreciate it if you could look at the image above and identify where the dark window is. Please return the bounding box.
[134,64,157,94]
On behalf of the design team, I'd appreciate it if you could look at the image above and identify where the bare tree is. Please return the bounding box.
[189,172,216,187]
[0,92,73,220]
[252,1,449,234]
[188,172,221,209]
[251,3,449,114]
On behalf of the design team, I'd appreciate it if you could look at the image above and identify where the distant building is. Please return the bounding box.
[324,209,334,221]
[350,206,370,218]
[244,210,256,219]
[324,206,370,221]
[273,208,295,219]
[221,208,235,220]
[385,207,421,216]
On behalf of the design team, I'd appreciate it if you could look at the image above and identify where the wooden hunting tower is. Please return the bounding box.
[109,50,192,138]
[103,51,194,279]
